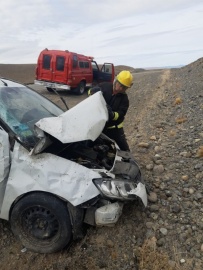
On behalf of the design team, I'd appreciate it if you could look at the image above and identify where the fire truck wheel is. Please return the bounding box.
[10,192,73,253]
[74,81,86,95]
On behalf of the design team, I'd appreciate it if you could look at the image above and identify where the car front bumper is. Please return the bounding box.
[34,80,71,90]
[95,201,124,226]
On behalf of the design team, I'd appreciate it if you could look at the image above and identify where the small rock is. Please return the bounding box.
[165,190,172,197]
[179,151,188,157]
[153,164,164,174]
[146,164,154,170]
[196,172,203,179]
[149,205,159,212]
[150,212,158,220]
[194,163,203,170]
[195,193,203,200]
[146,222,154,229]
[154,154,161,159]
[148,192,158,203]
[180,258,185,264]
[181,175,189,181]
[21,247,27,253]
[154,146,162,153]
[138,142,150,148]
[189,188,194,194]
[171,204,181,213]
[106,240,114,248]
[157,238,165,247]
[160,228,168,235]
[195,138,201,143]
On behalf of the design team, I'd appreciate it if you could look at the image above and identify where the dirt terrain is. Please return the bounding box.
[0,61,203,269]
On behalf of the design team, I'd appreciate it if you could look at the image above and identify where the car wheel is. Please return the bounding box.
[74,81,85,95]
[10,192,72,253]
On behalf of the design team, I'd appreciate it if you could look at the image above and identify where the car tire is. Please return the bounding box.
[10,192,72,253]
[74,81,86,95]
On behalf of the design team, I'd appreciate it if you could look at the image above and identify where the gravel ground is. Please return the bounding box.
[0,60,203,269]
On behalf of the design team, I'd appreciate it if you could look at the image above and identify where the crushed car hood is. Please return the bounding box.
[32,92,108,154]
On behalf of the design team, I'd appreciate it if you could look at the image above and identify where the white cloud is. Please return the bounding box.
[0,0,203,67]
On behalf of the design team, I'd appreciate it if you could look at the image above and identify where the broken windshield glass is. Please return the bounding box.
[0,86,63,146]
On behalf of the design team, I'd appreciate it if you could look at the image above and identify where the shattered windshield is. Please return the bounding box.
[0,86,63,146]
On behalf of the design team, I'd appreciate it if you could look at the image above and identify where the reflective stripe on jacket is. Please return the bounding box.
[107,122,124,129]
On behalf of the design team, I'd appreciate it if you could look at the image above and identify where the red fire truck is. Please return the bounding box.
[34,49,115,95]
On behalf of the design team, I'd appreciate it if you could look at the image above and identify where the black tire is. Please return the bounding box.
[74,81,86,95]
[10,192,72,253]
[46,87,53,92]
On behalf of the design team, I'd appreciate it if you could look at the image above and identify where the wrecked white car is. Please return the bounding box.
[0,78,147,253]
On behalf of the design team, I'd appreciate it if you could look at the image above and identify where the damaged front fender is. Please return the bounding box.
[0,142,101,220]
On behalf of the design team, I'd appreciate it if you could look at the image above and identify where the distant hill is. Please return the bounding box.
[0,64,36,84]
[114,65,146,74]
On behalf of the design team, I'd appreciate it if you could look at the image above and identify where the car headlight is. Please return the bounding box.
[93,178,147,207]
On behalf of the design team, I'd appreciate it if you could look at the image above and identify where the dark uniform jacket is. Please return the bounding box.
[94,82,129,128]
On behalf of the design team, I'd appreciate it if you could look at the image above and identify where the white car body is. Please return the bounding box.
[0,92,108,218]
[0,78,147,253]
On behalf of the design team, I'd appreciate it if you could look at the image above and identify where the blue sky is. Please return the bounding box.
[1,0,203,68]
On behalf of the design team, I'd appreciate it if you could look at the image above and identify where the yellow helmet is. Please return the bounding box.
[116,70,133,88]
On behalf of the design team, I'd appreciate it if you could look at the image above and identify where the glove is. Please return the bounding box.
[88,86,101,95]
[106,104,115,120]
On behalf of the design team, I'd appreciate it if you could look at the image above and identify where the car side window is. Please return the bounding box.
[56,56,65,71]
[72,55,78,68]
[42,55,52,70]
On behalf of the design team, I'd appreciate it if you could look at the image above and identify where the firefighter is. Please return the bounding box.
[88,70,133,151]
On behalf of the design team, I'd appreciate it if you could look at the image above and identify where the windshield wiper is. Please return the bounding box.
[52,89,69,111]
